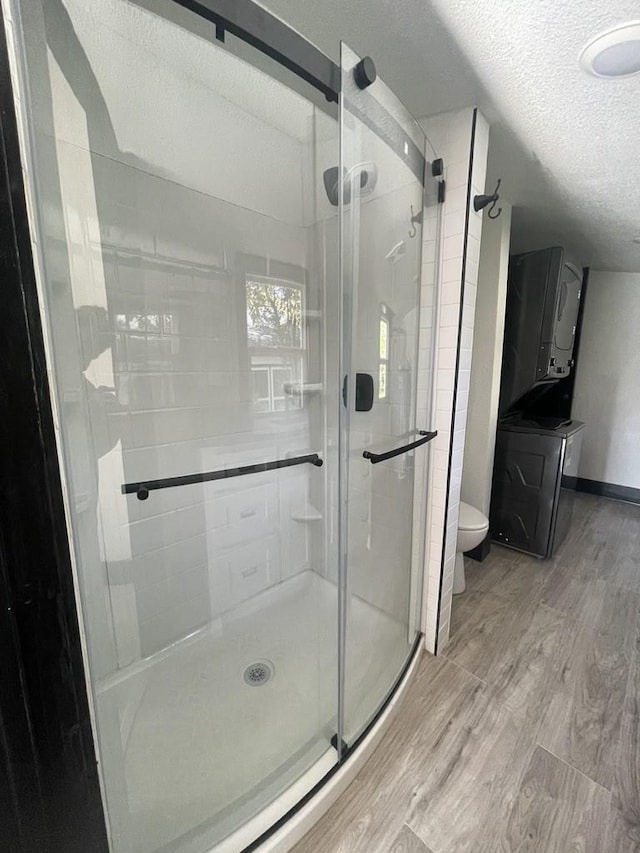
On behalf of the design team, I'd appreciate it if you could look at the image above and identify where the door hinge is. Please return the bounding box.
[438,179,446,204]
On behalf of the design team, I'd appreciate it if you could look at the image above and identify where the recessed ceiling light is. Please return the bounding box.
[579,22,640,78]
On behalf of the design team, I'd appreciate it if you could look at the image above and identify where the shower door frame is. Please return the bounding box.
[0,1,433,851]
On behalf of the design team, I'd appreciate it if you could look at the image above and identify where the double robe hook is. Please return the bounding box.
[473,178,502,219]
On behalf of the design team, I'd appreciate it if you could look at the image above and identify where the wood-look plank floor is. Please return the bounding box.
[292,494,640,852]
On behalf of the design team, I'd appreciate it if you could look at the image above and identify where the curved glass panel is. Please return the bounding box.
[10,0,340,849]
[6,1,439,848]
[339,43,438,745]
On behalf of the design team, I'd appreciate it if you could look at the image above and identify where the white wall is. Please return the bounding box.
[41,0,313,226]
[572,271,640,490]
[461,200,512,515]
[418,107,489,653]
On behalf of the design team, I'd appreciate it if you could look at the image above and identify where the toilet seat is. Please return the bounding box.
[458,501,488,532]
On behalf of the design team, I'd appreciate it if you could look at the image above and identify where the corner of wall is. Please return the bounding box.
[418,107,490,654]
[460,199,512,516]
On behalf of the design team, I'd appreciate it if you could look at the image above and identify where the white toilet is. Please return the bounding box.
[454,501,490,594]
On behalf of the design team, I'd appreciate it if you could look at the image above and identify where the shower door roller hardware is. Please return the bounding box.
[363,429,437,464]
[353,56,377,89]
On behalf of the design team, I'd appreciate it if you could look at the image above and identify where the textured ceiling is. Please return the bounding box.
[260,0,640,272]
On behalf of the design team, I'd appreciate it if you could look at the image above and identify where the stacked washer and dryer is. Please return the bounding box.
[490,247,586,559]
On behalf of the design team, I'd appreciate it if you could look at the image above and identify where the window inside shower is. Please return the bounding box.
[246,276,305,413]
[6,0,437,850]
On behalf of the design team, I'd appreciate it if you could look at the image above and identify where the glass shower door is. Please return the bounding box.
[339,43,435,745]
[8,0,439,845]
[10,1,341,850]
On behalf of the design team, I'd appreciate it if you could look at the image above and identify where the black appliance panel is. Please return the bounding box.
[499,247,582,416]
[490,428,562,557]
[551,426,583,554]
[550,262,582,365]
[490,421,584,559]
[499,250,555,414]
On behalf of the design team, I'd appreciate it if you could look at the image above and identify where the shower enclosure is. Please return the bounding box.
[4,0,440,849]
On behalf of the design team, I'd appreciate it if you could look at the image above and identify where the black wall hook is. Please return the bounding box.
[473,178,502,219]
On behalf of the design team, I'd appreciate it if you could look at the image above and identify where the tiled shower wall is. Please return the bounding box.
[10,0,342,673]
[12,0,485,670]
[418,108,489,653]
[14,0,435,674]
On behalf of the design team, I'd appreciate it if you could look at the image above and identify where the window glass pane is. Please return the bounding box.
[379,363,387,399]
[272,367,292,397]
[379,317,388,360]
[246,279,302,348]
[252,368,270,401]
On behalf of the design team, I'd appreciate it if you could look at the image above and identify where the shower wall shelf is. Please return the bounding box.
[291,504,323,523]
[284,382,323,398]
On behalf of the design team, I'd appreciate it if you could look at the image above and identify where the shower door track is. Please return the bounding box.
[172,0,341,101]
[169,0,427,185]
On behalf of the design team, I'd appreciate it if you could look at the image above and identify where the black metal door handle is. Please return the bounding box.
[355,373,374,411]
[362,430,437,464]
[343,373,375,411]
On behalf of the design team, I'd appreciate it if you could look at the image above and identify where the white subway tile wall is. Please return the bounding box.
[17,8,347,672]
[21,15,438,673]
[418,109,490,653]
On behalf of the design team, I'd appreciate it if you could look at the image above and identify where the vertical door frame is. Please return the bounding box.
[0,6,109,851]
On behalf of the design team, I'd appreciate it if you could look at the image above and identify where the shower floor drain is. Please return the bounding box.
[243,660,274,687]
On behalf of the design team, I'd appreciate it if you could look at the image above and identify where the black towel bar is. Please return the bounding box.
[362,430,437,464]
[122,453,323,501]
